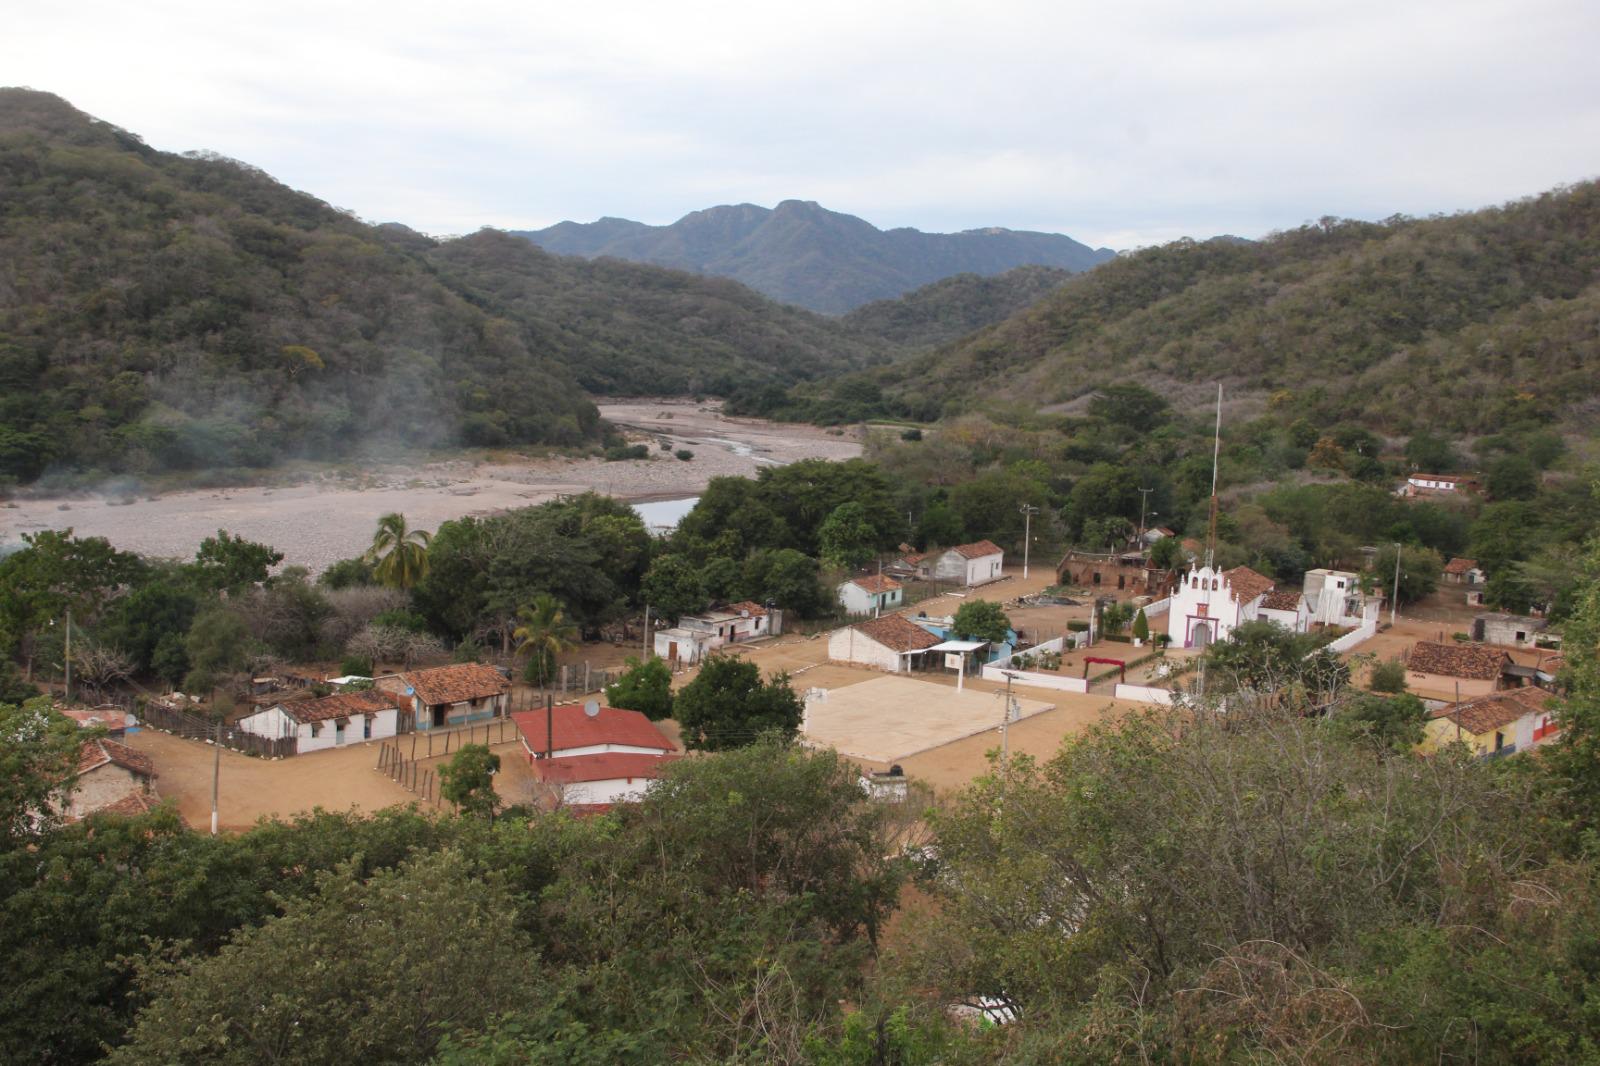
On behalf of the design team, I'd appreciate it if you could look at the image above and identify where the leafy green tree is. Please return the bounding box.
[640,555,706,623]
[1485,568,1539,614]
[952,600,1011,643]
[697,555,744,603]
[1088,383,1170,429]
[317,555,375,589]
[182,607,252,695]
[947,465,1054,549]
[818,500,880,570]
[94,573,198,675]
[754,458,901,557]
[193,529,283,592]
[439,744,500,819]
[605,656,675,720]
[673,654,802,751]
[364,512,432,589]
[1370,544,1443,606]
[1547,543,1600,832]
[676,476,790,557]
[0,529,144,671]
[743,548,827,617]
[914,500,965,549]
[1404,431,1461,473]
[107,850,539,1066]
[1334,691,1428,752]
[513,593,579,689]
[1486,454,1539,501]
[1148,533,1186,571]
[0,697,83,843]
[1469,500,1542,574]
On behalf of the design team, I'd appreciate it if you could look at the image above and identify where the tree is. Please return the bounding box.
[0,696,82,843]
[1148,534,1186,571]
[1088,383,1170,429]
[1368,658,1408,693]
[640,555,706,623]
[513,593,579,689]
[1334,691,1428,751]
[1370,544,1443,606]
[673,655,802,751]
[193,530,283,592]
[0,529,144,674]
[605,656,675,720]
[1548,543,1600,831]
[107,850,539,1066]
[1132,607,1150,642]
[1486,454,1539,501]
[1485,568,1539,614]
[743,548,827,617]
[1404,431,1461,473]
[817,501,880,570]
[914,500,965,549]
[439,744,500,819]
[1307,436,1346,471]
[364,512,432,589]
[952,600,1011,644]
[182,607,252,696]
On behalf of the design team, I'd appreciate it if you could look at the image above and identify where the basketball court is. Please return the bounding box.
[800,674,1054,763]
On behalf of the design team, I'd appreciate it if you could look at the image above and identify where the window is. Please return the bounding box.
[363,716,372,739]
[1092,572,1101,584]
[310,723,321,738]
[1515,631,1527,642]
[1117,575,1126,590]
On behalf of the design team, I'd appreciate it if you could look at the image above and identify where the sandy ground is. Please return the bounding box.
[0,401,860,573]
[801,675,1056,763]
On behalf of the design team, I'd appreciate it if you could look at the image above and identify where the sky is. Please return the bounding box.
[8,0,1600,248]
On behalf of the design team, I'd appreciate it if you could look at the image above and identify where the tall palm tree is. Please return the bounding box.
[513,593,579,691]
[365,512,432,589]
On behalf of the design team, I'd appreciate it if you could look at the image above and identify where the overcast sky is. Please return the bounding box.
[8,0,1599,248]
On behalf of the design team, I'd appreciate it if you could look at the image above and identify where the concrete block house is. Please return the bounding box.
[930,541,1005,586]
[828,614,942,672]
[376,662,510,731]
[237,689,402,753]
[66,738,159,820]
[838,574,904,616]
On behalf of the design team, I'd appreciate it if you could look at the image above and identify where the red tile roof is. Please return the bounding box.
[1431,688,1551,735]
[278,690,401,724]
[849,575,902,594]
[512,704,676,755]
[402,663,509,707]
[850,614,942,653]
[721,601,767,617]
[1444,557,1479,575]
[92,791,161,817]
[949,540,1004,560]
[78,738,155,778]
[1222,566,1275,605]
[1407,641,1511,681]
[533,752,679,785]
[1260,588,1302,612]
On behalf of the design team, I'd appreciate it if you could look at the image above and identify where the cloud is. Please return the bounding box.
[6,0,1599,246]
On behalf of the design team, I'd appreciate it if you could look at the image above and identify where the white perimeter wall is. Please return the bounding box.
[1115,683,1178,704]
[981,636,1089,693]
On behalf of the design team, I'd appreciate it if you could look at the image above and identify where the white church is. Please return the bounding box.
[1167,565,1376,648]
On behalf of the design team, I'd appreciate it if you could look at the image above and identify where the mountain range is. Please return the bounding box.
[516,201,1115,313]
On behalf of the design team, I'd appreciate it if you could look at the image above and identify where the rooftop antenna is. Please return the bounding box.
[583,699,600,718]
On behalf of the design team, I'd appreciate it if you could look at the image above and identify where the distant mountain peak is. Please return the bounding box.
[515,201,1114,313]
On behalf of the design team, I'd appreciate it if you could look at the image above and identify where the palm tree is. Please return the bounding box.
[365,513,432,589]
[513,594,580,691]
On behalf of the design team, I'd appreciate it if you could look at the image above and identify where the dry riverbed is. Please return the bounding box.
[0,401,860,573]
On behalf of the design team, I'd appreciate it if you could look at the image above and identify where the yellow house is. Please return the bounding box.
[1421,688,1558,758]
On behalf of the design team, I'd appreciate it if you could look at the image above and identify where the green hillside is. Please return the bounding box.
[841,264,1074,348]
[755,187,1600,435]
[0,90,889,484]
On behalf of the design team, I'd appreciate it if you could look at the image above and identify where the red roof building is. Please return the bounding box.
[511,703,677,761]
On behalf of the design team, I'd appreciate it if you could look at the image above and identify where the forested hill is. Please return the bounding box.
[0,90,890,483]
[841,264,1074,348]
[836,186,1600,434]
[422,230,893,397]
[517,200,1115,313]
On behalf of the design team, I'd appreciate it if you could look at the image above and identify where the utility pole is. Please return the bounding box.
[211,716,221,836]
[1136,488,1155,545]
[63,607,72,704]
[1390,543,1402,628]
[1018,504,1040,579]
[641,604,651,660]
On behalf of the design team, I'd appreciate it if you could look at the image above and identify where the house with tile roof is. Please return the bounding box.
[375,662,510,731]
[66,738,159,821]
[238,689,403,754]
[1420,687,1557,758]
[828,614,943,672]
[930,541,1005,586]
[1443,557,1486,585]
[531,752,682,807]
[653,601,777,665]
[1403,640,1512,699]
[1165,564,1276,648]
[511,702,676,761]
[838,574,904,616]
[1055,548,1176,597]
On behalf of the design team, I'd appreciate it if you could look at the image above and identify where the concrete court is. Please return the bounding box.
[801,674,1053,763]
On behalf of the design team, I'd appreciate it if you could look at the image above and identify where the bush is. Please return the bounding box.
[1369,659,1408,693]
[604,656,675,720]
[604,444,650,462]
[340,654,373,677]
[1067,620,1090,633]
[675,449,695,461]
[900,427,923,441]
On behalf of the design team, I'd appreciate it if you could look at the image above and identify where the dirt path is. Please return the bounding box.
[1,401,860,573]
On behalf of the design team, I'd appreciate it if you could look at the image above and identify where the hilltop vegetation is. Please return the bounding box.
[840,264,1074,348]
[519,199,1113,313]
[751,186,1600,436]
[0,90,888,484]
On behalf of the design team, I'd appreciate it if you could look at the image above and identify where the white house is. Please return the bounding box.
[838,574,904,616]
[828,614,942,672]
[1400,473,1477,497]
[511,702,677,760]
[930,541,1005,586]
[1166,565,1276,648]
[654,601,774,665]
[1301,568,1378,628]
[533,752,680,807]
[237,689,402,754]
[375,662,510,731]
[1257,588,1311,632]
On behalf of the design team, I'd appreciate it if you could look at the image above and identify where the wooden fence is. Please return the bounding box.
[377,741,439,806]
[138,700,297,759]
[403,717,519,760]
